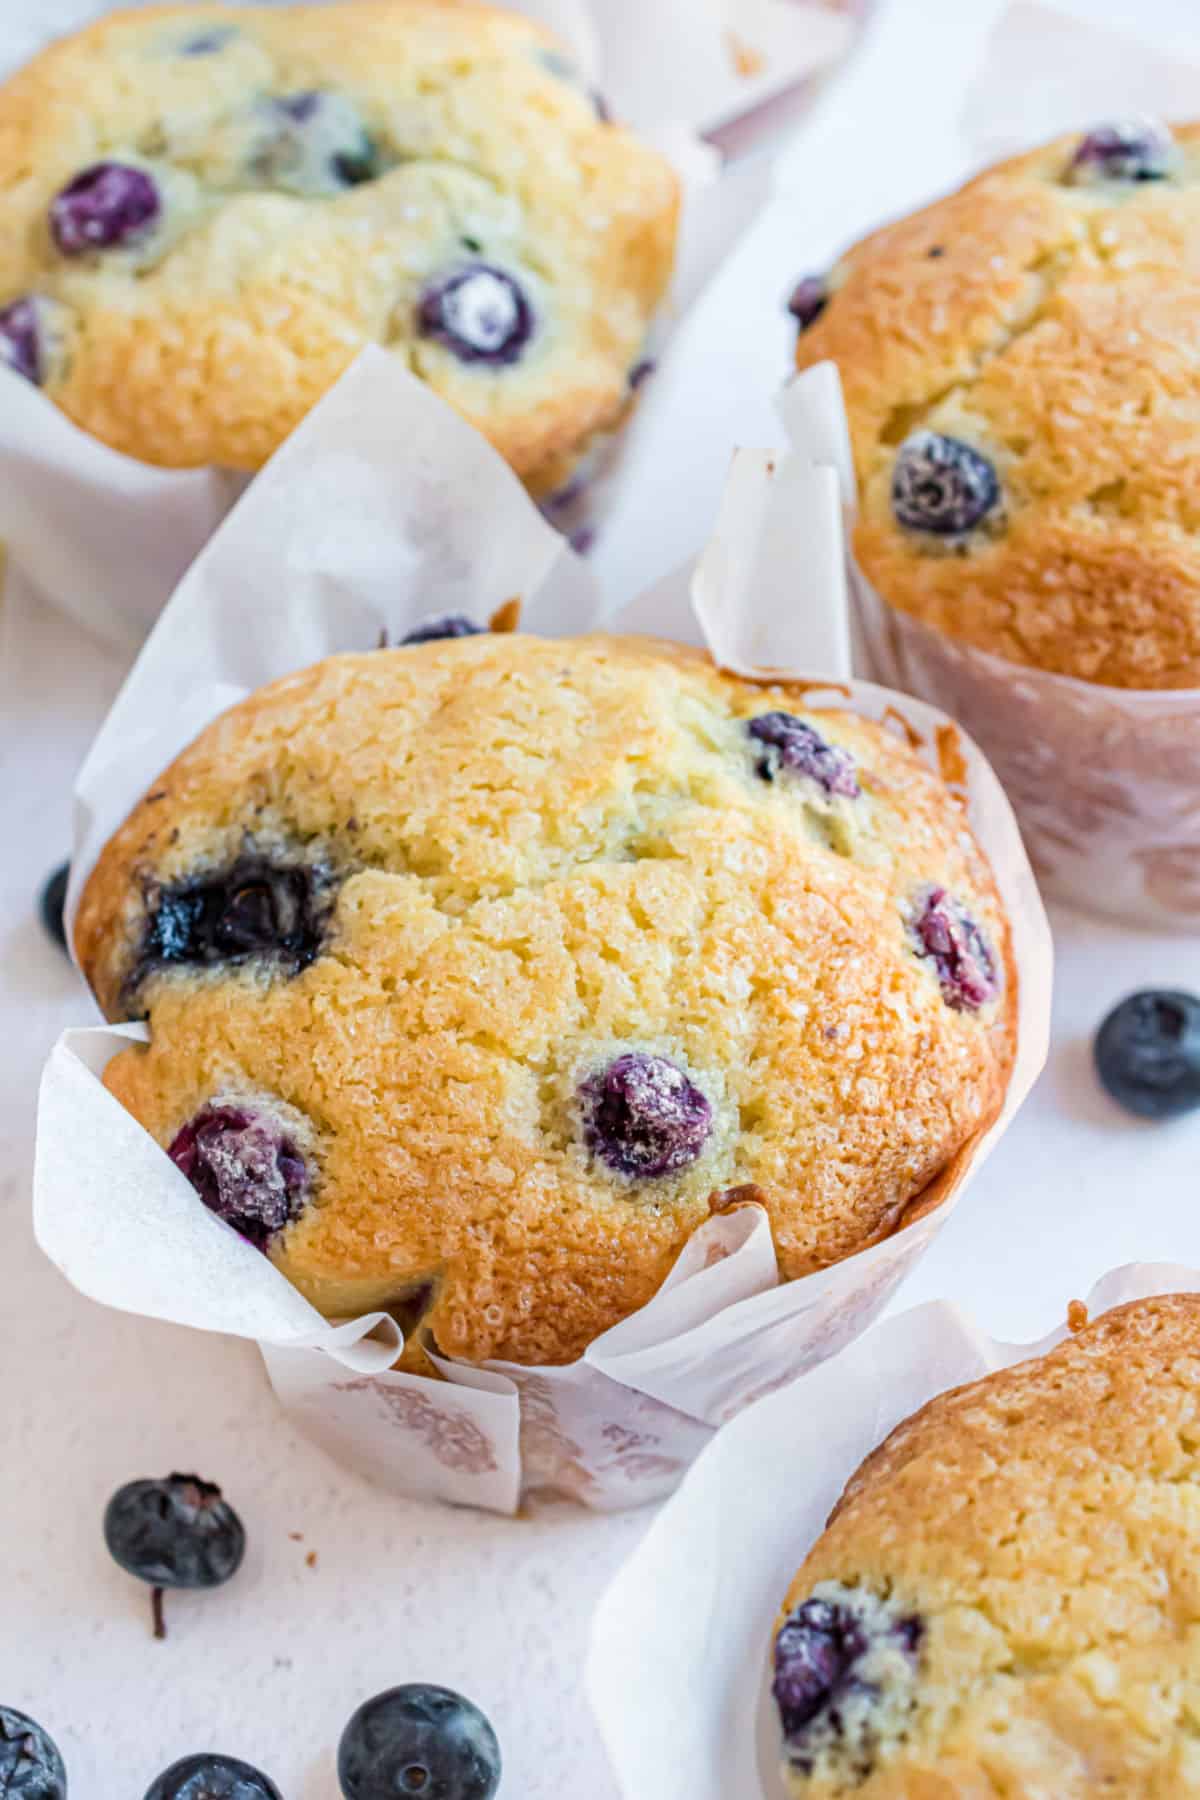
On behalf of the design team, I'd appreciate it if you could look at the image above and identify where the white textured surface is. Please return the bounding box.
[4,2,1200,1796]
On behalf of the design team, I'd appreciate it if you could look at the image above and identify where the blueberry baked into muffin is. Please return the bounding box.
[0,3,677,495]
[792,119,1200,688]
[772,1295,1200,1796]
[74,632,1015,1368]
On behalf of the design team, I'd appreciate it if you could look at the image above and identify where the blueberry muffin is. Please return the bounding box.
[0,3,677,495]
[772,1294,1200,1796]
[74,630,1015,1368]
[792,119,1200,688]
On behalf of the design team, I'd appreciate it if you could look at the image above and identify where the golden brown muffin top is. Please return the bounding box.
[774,1293,1200,1795]
[794,121,1200,689]
[77,632,1014,1365]
[0,3,677,487]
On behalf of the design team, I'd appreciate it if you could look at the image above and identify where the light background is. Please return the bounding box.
[3,2,1199,1795]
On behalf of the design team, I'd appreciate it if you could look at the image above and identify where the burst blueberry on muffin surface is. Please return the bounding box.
[793,119,1200,687]
[0,3,677,495]
[773,1295,1200,1795]
[75,634,1013,1367]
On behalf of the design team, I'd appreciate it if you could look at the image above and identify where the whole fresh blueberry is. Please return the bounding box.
[891,431,1000,537]
[143,1755,282,1800]
[50,163,160,255]
[773,1589,922,1772]
[0,1708,66,1800]
[104,1474,245,1590]
[138,856,330,991]
[579,1052,713,1179]
[909,887,999,1013]
[747,712,859,798]
[168,1105,310,1248]
[104,1473,245,1640]
[1067,119,1173,185]
[337,1685,501,1800]
[1094,989,1200,1120]
[786,274,827,332]
[400,613,487,645]
[253,92,380,192]
[417,265,534,366]
[39,862,70,954]
[0,297,45,385]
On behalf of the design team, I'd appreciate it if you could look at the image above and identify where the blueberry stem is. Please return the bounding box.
[152,1585,167,1640]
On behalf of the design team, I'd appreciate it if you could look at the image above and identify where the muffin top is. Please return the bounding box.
[773,1293,1200,1797]
[0,2,677,488]
[794,119,1200,689]
[76,632,1014,1367]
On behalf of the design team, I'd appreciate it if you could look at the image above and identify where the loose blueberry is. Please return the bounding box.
[50,163,160,255]
[891,431,1000,537]
[0,1708,66,1800]
[0,297,45,385]
[136,856,331,995]
[579,1052,713,1179]
[143,1755,282,1800]
[1094,989,1200,1120]
[168,1105,309,1250]
[773,1589,922,1775]
[1066,119,1173,185]
[910,887,998,1013]
[747,712,859,799]
[337,1685,501,1800]
[400,613,487,645]
[787,274,827,332]
[104,1473,245,1641]
[38,862,69,955]
[417,265,534,366]
[253,93,379,192]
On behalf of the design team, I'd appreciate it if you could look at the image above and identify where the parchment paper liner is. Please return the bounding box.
[0,0,854,649]
[33,350,1051,1515]
[587,1260,1200,1800]
[779,362,1200,932]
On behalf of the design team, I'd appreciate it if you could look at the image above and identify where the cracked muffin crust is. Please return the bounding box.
[772,1294,1200,1796]
[0,2,677,492]
[75,633,1015,1368]
[793,121,1200,688]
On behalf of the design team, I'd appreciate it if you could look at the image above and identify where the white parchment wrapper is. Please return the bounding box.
[779,362,1200,933]
[587,1260,1200,1800]
[0,0,852,649]
[34,350,1051,1515]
